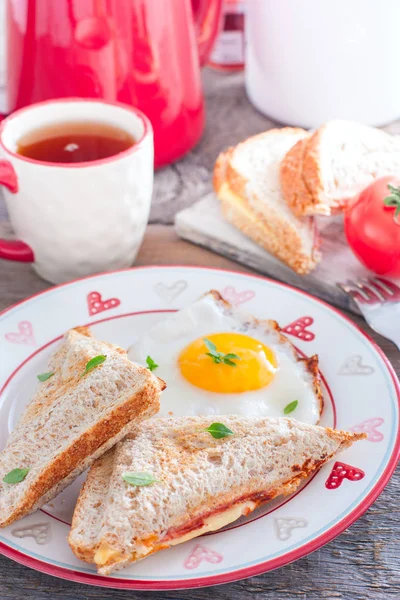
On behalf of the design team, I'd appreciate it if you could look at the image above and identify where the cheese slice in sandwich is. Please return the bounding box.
[0,326,164,528]
[280,120,400,216]
[68,415,365,575]
[213,128,321,275]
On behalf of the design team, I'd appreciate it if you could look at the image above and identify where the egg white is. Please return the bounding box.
[128,294,321,424]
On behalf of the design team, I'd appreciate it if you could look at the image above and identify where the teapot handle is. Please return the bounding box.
[192,0,223,66]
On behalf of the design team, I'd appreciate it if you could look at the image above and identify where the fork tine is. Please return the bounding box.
[367,277,394,299]
[337,280,371,302]
[356,280,386,303]
[371,276,400,295]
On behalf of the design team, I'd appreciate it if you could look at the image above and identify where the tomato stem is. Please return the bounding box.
[384,184,400,218]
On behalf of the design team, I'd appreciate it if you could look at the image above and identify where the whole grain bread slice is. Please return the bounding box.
[0,327,164,527]
[69,415,365,574]
[280,120,400,216]
[213,128,321,275]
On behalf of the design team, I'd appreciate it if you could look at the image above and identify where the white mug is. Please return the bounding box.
[245,0,400,128]
[0,98,153,284]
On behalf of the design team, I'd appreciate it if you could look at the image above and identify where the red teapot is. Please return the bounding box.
[6,0,222,167]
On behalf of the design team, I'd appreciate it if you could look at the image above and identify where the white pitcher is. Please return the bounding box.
[245,0,400,127]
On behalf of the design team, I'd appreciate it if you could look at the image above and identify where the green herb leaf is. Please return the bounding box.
[384,184,400,218]
[3,468,30,484]
[204,338,217,354]
[283,400,299,415]
[122,472,159,486]
[146,355,159,372]
[37,372,54,382]
[224,358,238,367]
[204,422,234,439]
[203,338,241,367]
[81,354,107,377]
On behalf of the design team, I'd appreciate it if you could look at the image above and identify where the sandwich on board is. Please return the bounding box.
[69,415,365,574]
[213,127,321,275]
[280,120,400,216]
[0,326,164,528]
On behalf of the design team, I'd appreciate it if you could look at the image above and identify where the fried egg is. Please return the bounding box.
[128,291,322,423]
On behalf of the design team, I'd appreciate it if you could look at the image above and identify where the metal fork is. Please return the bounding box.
[337,276,400,350]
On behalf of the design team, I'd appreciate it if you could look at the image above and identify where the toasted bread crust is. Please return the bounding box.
[219,188,321,275]
[161,427,363,544]
[0,327,164,528]
[280,125,355,217]
[303,126,350,214]
[69,416,365,574]
[0,375,160,528]
[213,133,321,275]
[68,449,115,563]
[280,137,317,217]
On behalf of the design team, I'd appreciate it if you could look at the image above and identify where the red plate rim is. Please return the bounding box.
[0,264,399,590]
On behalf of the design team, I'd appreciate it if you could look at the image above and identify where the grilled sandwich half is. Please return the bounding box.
[213,128,321,275]
[69,415,365,574]
[0,326,164,527]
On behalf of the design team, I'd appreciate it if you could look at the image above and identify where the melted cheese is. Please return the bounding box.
[218,182,244,206]
[94,544,123,566]
[168,501,257,546]
[94,501,257,566]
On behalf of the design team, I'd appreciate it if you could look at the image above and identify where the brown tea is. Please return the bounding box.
[16,121,136,163]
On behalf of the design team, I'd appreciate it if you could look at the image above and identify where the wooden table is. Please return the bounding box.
[1,71,399,599]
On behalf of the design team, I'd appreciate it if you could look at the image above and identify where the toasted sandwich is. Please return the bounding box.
[0,326,164,527]
[68,415,365,574]
[280,120,400,216]
[213,128,321,275]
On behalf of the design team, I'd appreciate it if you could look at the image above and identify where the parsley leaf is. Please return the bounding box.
[203,338,241,367]
[81,355,107,377]
[37,372,54,382]
[283,400,299,415]
[204,422,234,439]
[3,468,30,484]
[146,355,159,372]
[122,472,159,486]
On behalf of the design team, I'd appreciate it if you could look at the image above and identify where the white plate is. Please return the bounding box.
[0,266,398,590]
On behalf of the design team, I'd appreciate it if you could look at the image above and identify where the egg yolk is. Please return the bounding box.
[178,332,277,393]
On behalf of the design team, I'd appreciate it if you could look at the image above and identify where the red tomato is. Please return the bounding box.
[344,176,400,277]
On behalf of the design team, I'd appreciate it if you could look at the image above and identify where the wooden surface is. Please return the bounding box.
[0,225,399,600]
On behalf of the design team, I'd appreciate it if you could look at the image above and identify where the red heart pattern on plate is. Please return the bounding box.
[183,544,223,569]
[325,461,365,490]
[221,286,255,306]
[282,316,315,341]
[350,417,384,443]
[87,291,121,316]
[5,321,35,345]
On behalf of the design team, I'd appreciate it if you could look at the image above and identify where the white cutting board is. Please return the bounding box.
[175,192,375,316]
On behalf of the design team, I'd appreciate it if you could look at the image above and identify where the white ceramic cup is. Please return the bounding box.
[245,0,400,128]
[0,98,153,284]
